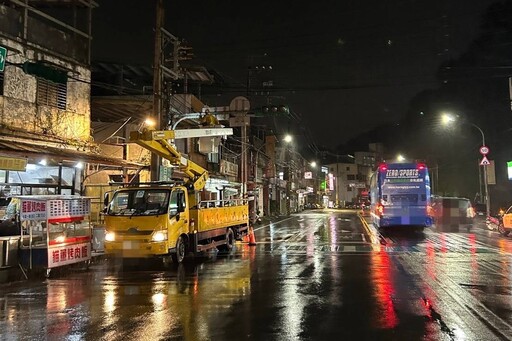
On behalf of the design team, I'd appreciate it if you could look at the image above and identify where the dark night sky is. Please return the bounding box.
[92,0,497,149]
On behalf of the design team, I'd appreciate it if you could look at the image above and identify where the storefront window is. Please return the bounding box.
[1,164,77,195]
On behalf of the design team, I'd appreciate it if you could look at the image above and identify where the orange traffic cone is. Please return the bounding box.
[242,227,250,243]
[248,226,257,246]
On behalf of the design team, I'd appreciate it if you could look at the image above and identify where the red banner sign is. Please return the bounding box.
[47,242,91,268]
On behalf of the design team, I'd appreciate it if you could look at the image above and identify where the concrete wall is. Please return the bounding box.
[0,38,91,142]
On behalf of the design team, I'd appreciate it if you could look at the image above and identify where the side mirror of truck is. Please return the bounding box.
[103,192,110,213]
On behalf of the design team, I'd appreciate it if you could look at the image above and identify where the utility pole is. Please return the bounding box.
[335,155,339,207]
[151,0,164,181]
[241,113,248,197]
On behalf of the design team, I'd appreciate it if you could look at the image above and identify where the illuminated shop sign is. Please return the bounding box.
[328,173,334,191]
[0,156,27,171]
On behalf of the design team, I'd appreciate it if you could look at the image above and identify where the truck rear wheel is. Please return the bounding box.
[171,236,186,263]
[218,228,234,253]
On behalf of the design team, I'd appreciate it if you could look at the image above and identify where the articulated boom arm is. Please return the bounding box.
[130,128,233,191]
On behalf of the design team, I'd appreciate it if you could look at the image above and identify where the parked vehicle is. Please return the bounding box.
[473,203,486,217]
[485,214,502,232]
[103,128,250,264]
[473,203,487,228]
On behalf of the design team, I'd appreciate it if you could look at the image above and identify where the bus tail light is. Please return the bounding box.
[417,163,426,170]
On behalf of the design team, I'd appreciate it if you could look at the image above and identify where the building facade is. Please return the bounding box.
[0,1,103,200]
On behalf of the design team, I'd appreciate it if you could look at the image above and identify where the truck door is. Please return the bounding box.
[169,189,189,235]
[503,206,512,228]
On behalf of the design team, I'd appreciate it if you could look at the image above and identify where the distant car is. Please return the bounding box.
[473,203,487,227]
[431,196,475,229]
[473,203,486,217]
[305,203,320,209]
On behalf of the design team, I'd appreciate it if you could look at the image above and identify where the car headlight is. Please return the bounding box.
[152,231,167,242]
[105,231,116,242]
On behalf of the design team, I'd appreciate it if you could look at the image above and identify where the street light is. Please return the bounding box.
[441,113,490,216]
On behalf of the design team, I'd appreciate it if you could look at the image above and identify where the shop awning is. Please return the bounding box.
[0,137,145,169]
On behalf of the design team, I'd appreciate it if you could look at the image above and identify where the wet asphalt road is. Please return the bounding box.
[2,209,512,340]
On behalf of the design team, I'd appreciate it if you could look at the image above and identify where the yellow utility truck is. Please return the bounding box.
[103,127,249,263]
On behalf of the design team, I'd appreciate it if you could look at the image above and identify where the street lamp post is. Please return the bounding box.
[441,114,490,216]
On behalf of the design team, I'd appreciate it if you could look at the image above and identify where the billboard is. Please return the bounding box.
[487,160,496,185]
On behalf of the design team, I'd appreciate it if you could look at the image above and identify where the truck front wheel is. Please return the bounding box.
[171,236,187,263]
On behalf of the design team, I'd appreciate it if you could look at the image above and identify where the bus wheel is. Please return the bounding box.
[218,229,235,253]
[171,237,186,264]
[498,223,510,237]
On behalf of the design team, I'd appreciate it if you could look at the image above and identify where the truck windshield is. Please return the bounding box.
[107,189,170,216]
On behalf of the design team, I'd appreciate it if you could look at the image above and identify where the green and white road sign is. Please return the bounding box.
[0,46,6,72]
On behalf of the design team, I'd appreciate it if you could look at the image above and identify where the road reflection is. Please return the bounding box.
[5,212,512,340]
[371,250,398,329]
[97,251,253,341]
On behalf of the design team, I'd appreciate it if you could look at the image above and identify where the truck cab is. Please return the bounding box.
[104,185,190,261]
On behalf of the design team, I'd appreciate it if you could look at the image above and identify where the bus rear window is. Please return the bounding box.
[390,194,418,204]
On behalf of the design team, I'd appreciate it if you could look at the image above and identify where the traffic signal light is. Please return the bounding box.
[261,105,289,115]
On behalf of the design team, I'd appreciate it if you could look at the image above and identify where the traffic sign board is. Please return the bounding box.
[480,156,490,166]
[479,146,489,155]
[0,46,6,72]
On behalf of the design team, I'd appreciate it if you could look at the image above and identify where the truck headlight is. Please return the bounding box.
[105,231,116,242]
[152,231,167,242]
